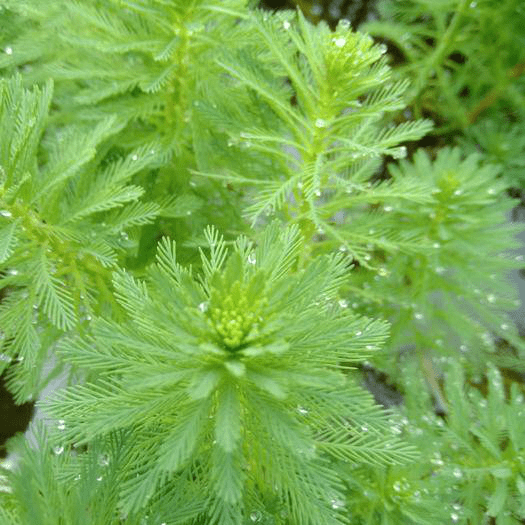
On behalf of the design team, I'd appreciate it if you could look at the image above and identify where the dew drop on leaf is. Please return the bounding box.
[330,498,345,509]
[198,302,208,313]
[452,468,463,479]
[247,253,256,265]
[393,481,401,492]
[250,511,261,522]
[53,445,64,455]
[451,512,459,523]
[4,46,13,55]
[283,20,291,30]
[57,420,66,431]
[338,299,348,308]
[333,37,346,47]
[315,118,327,128]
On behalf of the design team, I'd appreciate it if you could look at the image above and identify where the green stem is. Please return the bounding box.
[413,0,470,113]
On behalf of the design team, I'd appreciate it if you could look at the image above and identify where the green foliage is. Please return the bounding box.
[344,147,523,375]
[43,224,414,523]
[0,74,160,402]
[362,0,525,131]
[0,0,523,524]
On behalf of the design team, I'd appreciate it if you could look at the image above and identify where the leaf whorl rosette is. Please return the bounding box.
[46,223,414,524]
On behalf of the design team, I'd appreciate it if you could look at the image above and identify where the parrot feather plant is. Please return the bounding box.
[0,1,523,525]
[40,224,412,524]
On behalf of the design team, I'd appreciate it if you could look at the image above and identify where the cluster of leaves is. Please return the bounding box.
[339,361,525,525]
[0,75,161,402]
[0,0,523,524]
[361,0,525,191]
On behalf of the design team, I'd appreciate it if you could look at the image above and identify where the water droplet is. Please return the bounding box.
[339,19,351,30]
[469,1,477,7]
[315,118,327,128]
[297,406,308,415]
[333,37,346,47]
[392,146,407,159]
[330,498,345,509]
[452,468,463,479]
[249,511,261,522]
[57,420,66,431]
[53,445,64,455]
[414,312,424,320]
[7,269,18,276]
[131,154,138,161]
[283,20,291,30]
[487,188,496,195]
[247,253,256,265]
[515,255,524,262]
[433,242,441,249]
[431,452,444,466]
[451,512,459,523]
[74,474,81,481]
[500,323,509,330]
[4,46,13,55]
[338,299,348,308]
[486,294,496,303]
[454,190,463,196]
[355,330,362,336]
[96,475,103,481]
[198,302,208,313]
[0,210,12,217]
[460,345,468,352]
[435,266,445,274]
[393,481,401,492]
[98,454,110,467]
[383,205,393,212]
[377,267,389,277]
